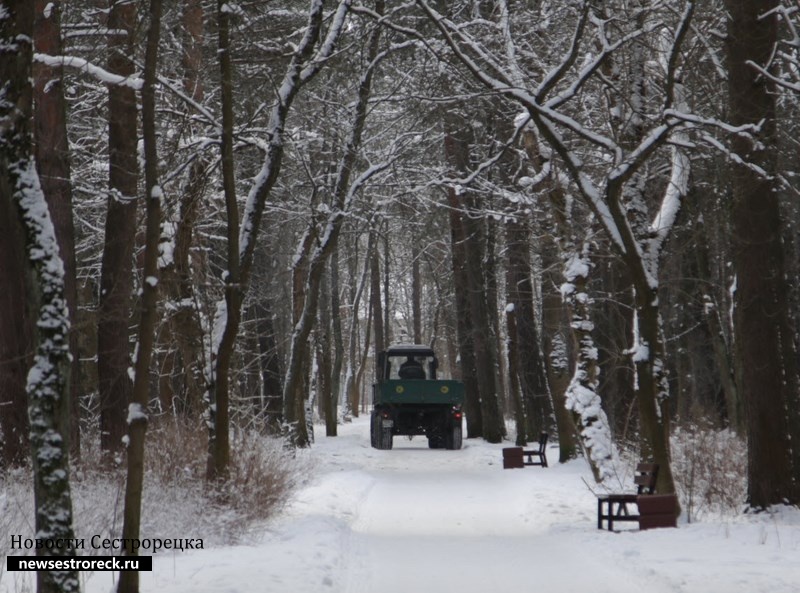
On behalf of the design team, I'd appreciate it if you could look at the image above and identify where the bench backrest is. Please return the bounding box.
[538,432,548,452]
[634,462,658,495]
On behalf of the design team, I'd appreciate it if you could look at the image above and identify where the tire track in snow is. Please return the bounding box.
[335,441,680,593]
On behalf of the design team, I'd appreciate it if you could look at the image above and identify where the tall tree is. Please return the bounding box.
[156,0,207,417]
[417,0,698,494]
[206,1,351,475]
[33,0,80,457]
[724,0,798,507]
[281,0,386,446]
[118,0,163,591]
[443,122,483,438]
[1,1,80,591]
[328,249,344,436]
[98,0,139,454]
[0,185,32,468]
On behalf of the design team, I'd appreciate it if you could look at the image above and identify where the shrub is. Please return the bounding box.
[670,421,747,522]
[1,417,305,570]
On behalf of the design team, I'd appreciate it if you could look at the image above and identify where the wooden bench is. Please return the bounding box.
[502,433,548,469]
[637,494,678,530]
[597,462,659,531]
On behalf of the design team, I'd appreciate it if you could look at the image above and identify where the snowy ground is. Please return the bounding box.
[14,417,800,593]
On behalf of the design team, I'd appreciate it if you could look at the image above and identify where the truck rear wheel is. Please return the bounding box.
[380,426,393,450]
[445,425,462,450]
[370,413,379,448]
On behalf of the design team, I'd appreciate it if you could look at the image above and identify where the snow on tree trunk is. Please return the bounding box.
[1,3,80,591]
[282,1,385,447]
[205,0,347,475]
[561,248,616,483]
[118,1,163,591]
[416,0,697,498]
[33,0,80,457]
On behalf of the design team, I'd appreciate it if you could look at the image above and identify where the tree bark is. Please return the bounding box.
[411,242,423,343]
[0,194,33,468]
[98,0,138,454]
[206,0,240,481]
[443,125,482,438]
[370,228,385,354]
[255,299,283,434]
[206,0,335,475]
[157,0,207,418]
[505,301,527,446]
[33,0,80,458]
[539,236,579,463]
[328,250,344,436]
[118,0,162,590]
[282,2,383,446]
[725,0,798,506]
[1,3,80,590]
[506,217,552,438]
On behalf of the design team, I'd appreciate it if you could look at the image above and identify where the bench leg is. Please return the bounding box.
[598,499,603,530]
[598,499,615,531]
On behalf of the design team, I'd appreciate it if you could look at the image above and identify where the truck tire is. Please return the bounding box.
[445,425,462,450]
[380,426,393,450]
[370,413,379,448]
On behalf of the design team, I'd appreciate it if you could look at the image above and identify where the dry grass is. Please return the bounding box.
[1,417,306,575]
[670,421,747,522]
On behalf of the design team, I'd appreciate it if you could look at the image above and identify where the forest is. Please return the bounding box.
[2,1,800,590]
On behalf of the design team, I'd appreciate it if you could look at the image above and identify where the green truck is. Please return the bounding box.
[370,344,464,450]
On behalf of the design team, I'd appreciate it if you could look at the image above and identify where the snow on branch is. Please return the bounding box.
[34,52,143,89]
[300,0,352,83]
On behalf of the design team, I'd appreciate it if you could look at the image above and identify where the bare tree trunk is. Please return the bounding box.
[33,0,79,458]
[725,0,798,506]
[282,2,383,446]
[506,217,552,439]
[283,229,314,437]
[505,303,527,446]
[205,0,337,475]
[383,228,392,346]
[693,214,740,432]
[539,230,578,462]
[255,299,282,434]
[344,234,368,421]
[484,213,508,421]
[0,197,33,468]
[206,0,240,481]
[317,270,334,427]
[411,242,422,343]
[157,0,207,418]
[443,127,482,437]
[118,1,162,590]
[462,193,505,443]
[328,250,344,435]
[370,227,385,354]
[98,0,138,455]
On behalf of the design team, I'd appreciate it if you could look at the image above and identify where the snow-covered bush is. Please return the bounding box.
[670,422,746,522]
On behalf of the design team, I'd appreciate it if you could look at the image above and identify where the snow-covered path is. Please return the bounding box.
[84,417,800,593]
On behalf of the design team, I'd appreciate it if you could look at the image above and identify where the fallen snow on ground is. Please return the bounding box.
[79,417,799,593]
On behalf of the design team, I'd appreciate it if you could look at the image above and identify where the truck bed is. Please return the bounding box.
[373,379,465,405]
